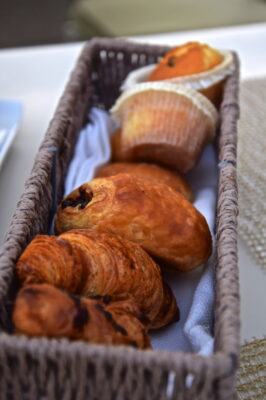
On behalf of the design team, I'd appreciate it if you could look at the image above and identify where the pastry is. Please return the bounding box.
[95,162,193,202]
[111,82,218,172]
[121,42,234,107]
[111,128,123,161]
[55,174,212,271]
[15,228,179,329]
[147,42,222,81]
[151,282,180,330]
[12,284,151,349]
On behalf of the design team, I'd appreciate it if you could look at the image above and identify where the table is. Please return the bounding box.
[1,22,266,345]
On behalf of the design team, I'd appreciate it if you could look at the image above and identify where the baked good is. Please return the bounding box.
[12,284,151,349]
[147,42,222,81]
[151,282,180,330]
[121,42,234,107]
[95,162,193,202]
[15,228,179,329]
[55,174,212,271]
[111,128,123,161]
[111,82,218,172]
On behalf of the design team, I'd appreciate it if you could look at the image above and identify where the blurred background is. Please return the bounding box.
[1,0,266,48]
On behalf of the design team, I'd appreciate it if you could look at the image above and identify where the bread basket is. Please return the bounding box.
[0,38,240,400]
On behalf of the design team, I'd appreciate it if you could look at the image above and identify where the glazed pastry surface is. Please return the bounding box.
[95,162,193,202]
[55,174,212,271]
[13,284,151,349]
[16,229,179,329]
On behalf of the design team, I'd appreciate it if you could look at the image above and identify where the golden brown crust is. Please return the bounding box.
[55,174,212,271]
[150,282,180,330]
[95,162,193,202]
[147,42,222,81]
[111,129,123,161]
[12,284,151,349]
[15,229,178,329]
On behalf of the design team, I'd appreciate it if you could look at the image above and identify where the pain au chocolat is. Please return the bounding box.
[110,82,218,173]
[15,229,179,329]
[95,162,193,202]
[55,174,212,271]
[13,284,151,349]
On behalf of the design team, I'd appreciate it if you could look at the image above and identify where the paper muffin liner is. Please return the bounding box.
[110,82,218,172]
[121,49,234,99]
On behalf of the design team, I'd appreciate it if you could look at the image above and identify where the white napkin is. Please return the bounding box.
[64,107,218,356]
[64,108,117,195]
[151,145,217,355]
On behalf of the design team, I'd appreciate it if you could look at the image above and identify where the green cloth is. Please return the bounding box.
[69,0,266,38]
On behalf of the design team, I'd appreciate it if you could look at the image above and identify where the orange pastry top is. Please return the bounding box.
[147,42,222,81]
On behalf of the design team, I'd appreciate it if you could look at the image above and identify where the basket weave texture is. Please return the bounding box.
[0,38,240,400]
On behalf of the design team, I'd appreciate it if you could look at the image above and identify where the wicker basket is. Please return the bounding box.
[0,38,240,400]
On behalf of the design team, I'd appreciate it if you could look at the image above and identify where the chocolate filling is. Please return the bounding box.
[91,295,103,300]
[72,296,90,329]
[61,189,93,210]
[95,303,128,336]
[22,287,40,296]
[102,295,112,305]
[113,322,128,336]
[138,314,150,326]
[103,310,113,321]
[167,55,177,67]
[92,295,112,305]
[127,259,135,269]
[73,306,90,330]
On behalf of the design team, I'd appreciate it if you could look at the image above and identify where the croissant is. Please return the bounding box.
[151,281,179,330]
[95,162,193,202]
[55,174,212,271]
[12,284,151,349]
[15,229,179,329]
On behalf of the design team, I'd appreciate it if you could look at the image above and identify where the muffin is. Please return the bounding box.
[110,81,218,173]
[121,42,234,107]
[147,42,222,81]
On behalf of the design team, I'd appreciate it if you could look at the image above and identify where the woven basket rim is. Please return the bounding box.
[0,331,235,378]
